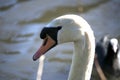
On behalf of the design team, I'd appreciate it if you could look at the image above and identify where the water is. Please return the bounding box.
[0,0,120,80]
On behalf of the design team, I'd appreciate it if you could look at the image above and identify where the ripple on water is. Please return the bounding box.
[0,24,44,55]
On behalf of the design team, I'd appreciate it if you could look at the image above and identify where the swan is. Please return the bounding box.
[33,14,95,80]
[104,38,120,76]
[96,36,120,76]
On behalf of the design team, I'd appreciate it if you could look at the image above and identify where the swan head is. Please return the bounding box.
[33,14,90,61]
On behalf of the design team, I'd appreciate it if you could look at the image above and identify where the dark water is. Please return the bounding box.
[0,0,120,80]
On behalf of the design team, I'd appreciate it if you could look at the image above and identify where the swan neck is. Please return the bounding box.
[68,32,95,80]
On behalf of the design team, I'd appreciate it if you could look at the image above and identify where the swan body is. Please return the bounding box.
[33,14,95,80]
[96,36,120,76]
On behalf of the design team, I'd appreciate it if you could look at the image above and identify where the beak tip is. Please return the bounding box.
[32,55,37,61]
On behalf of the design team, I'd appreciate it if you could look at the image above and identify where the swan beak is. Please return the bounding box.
[33,36,56,61]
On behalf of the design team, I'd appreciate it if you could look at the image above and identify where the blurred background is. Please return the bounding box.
[0,0,120,80]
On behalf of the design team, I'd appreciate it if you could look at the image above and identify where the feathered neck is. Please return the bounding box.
[68,32,95,80]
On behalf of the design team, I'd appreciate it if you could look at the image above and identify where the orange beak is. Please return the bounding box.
[33,35,56,61]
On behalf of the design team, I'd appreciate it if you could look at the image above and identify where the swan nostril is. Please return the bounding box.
[43,38,48,46]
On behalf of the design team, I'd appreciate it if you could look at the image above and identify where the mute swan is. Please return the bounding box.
[33,14,95,80]
[96,36,120,77]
